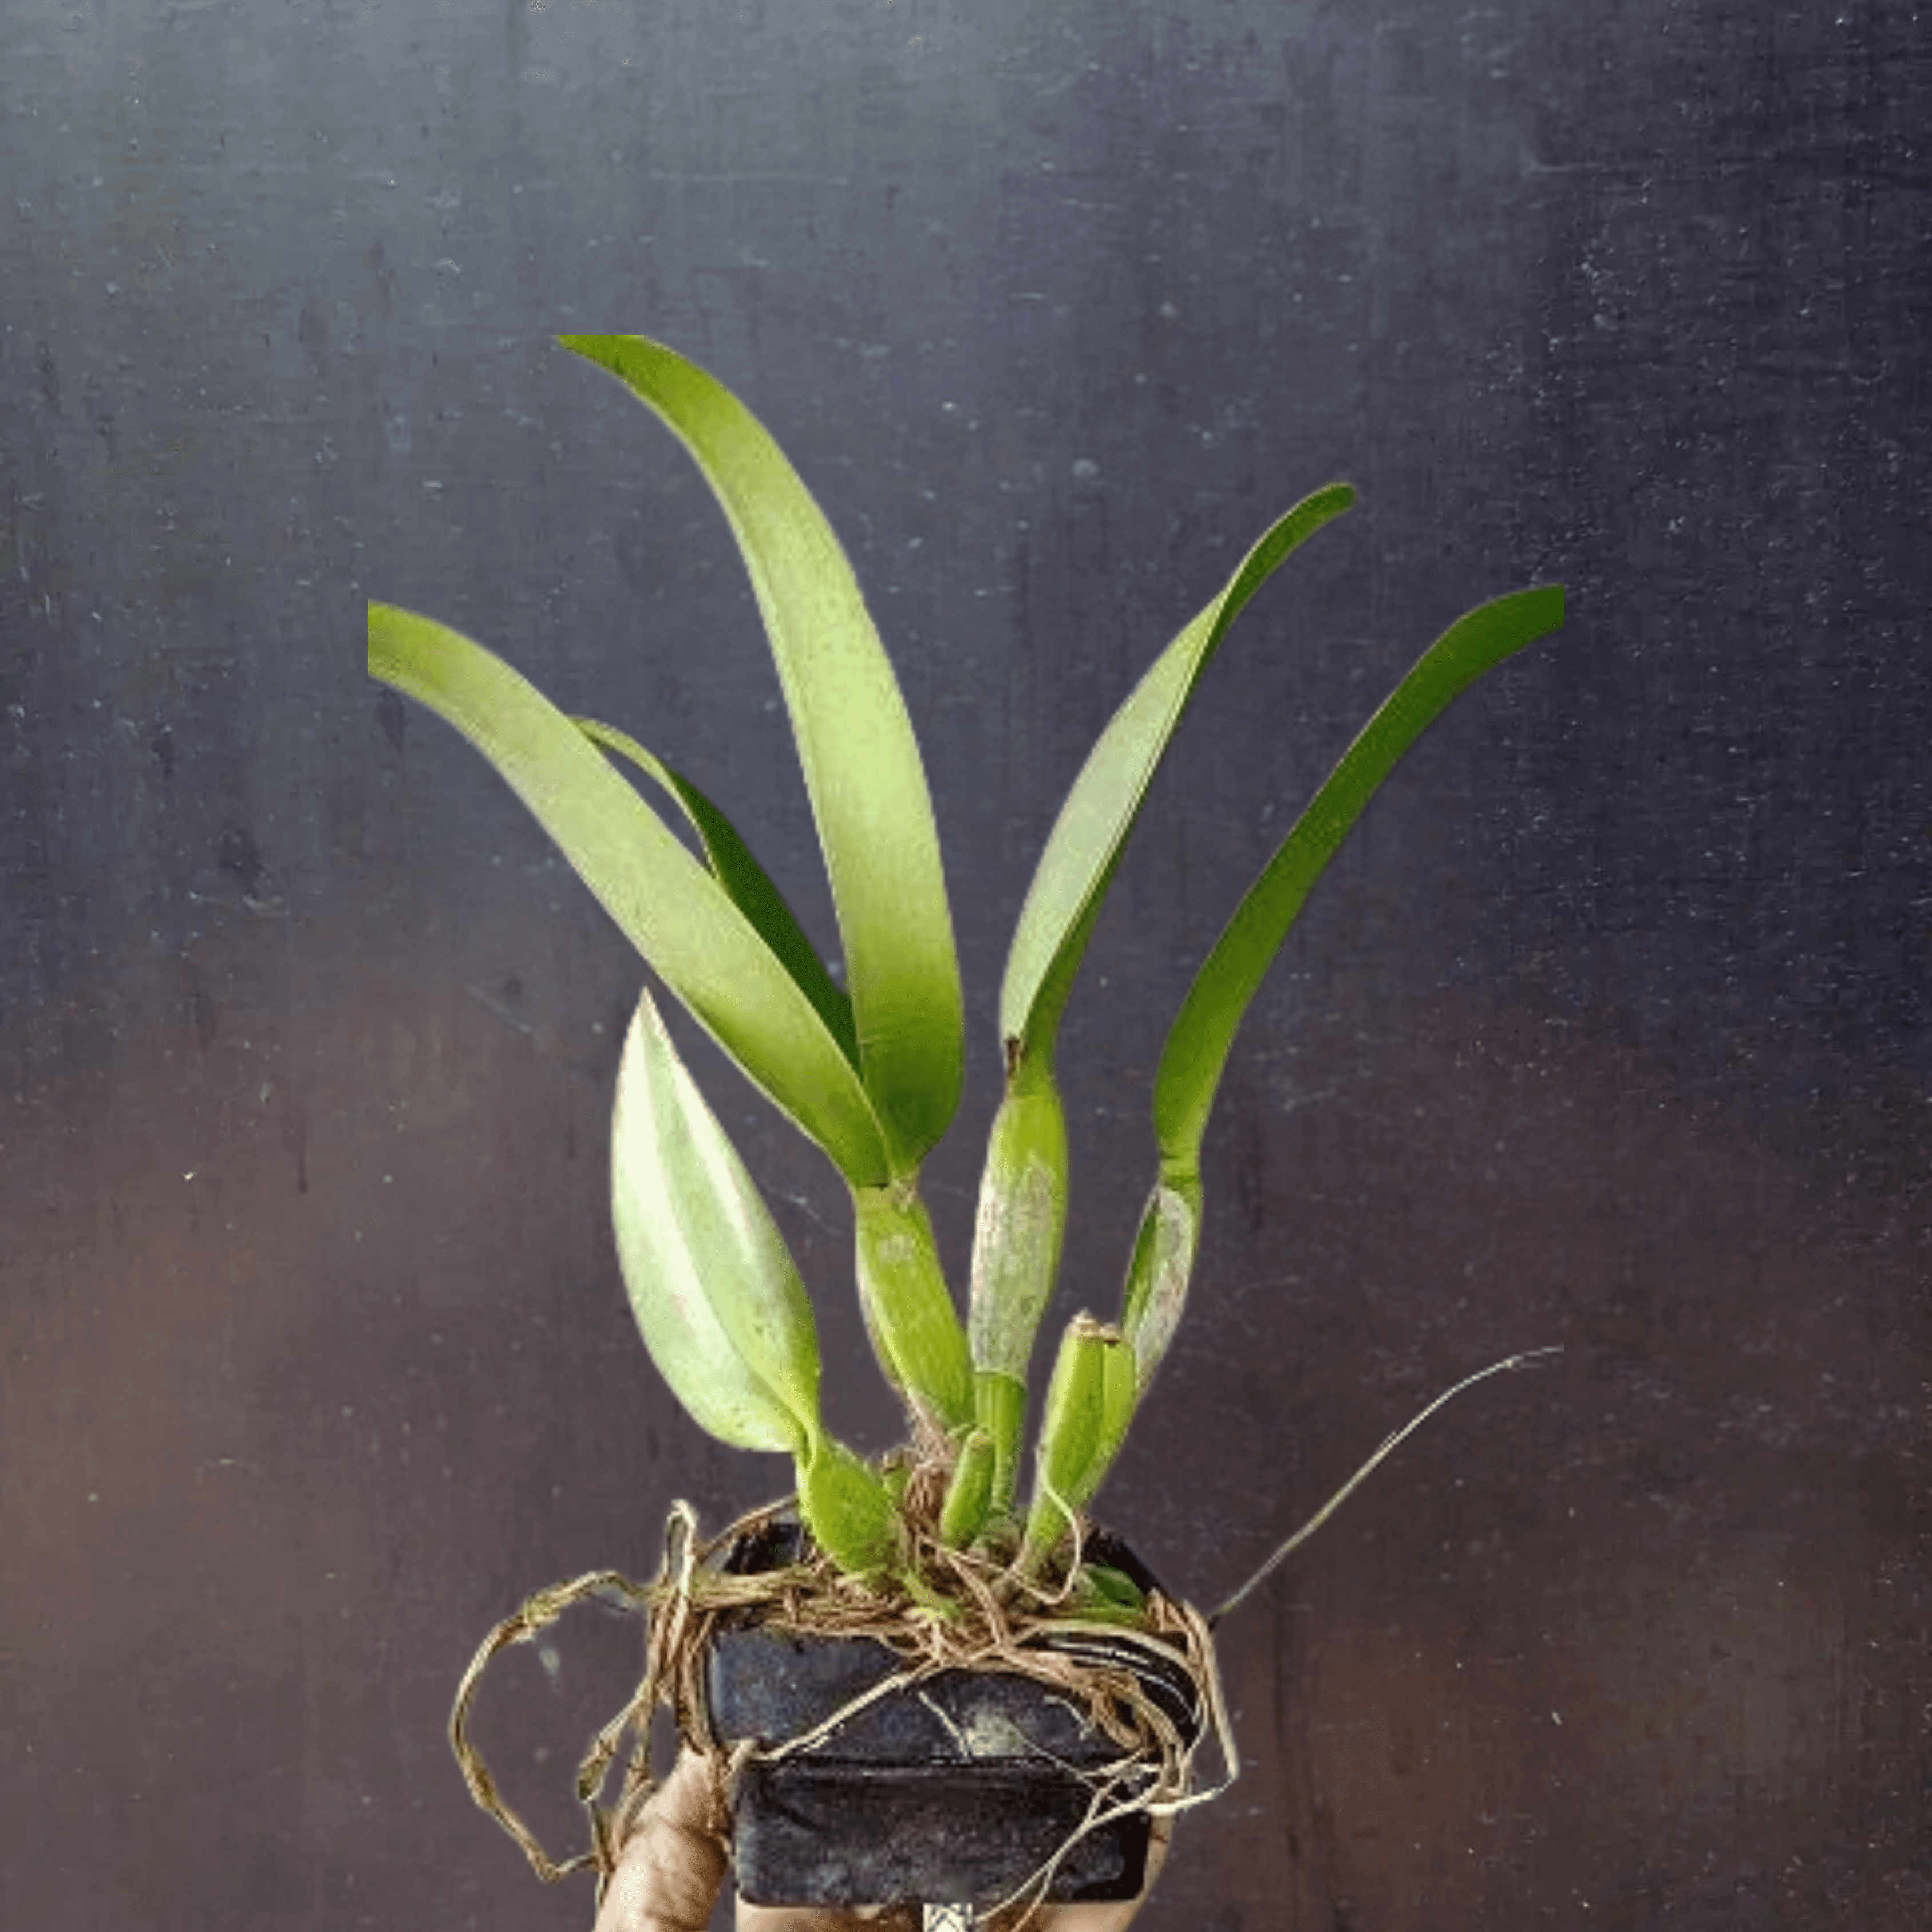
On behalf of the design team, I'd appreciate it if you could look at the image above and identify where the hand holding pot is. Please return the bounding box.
[593,1752,1169,1932]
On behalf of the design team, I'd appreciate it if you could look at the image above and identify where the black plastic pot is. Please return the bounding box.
[700,1517,1202,1913]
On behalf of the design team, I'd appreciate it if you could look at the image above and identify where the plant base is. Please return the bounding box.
[702,1518,1202,1911]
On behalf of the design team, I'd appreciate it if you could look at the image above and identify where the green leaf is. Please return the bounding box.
[609,986,824,1456]
[999,484,1356,1066]
[1154,584,1566,1170]
[558,333,963,1174]
[369,601,891,1185]
[797,1436,900,1578]
[575,714,858,1067]
[1081,1564,1147,1613]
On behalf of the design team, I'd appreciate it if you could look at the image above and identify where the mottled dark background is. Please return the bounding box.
[3,1,1926,1927]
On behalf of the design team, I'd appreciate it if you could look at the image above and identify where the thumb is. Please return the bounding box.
[594,1752,731,1932]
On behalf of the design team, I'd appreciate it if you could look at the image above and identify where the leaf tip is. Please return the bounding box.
[556,332,631,374]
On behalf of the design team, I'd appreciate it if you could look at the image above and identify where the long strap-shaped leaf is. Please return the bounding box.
[559,334,963,1175]
[999,483,1356,1067]
[369,602,892,1185]
[1154,584,1567,1170]
[575,716,859,1066]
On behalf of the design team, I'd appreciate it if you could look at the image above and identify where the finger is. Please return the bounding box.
[1143,1812,1174,1889]
[594,1752,731,1932]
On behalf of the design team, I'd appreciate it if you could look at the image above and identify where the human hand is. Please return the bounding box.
[592,1751,1170,1932]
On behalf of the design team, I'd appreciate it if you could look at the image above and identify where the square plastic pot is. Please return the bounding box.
[699,1517,1200,1913]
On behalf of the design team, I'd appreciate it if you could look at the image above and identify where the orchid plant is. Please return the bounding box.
[369,333,1563,1610]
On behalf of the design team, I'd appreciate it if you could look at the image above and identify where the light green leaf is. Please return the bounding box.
[558,333,963,1174]
[1155,584,1567,1170]
[369,601,891,1184]
[609,986,823,1455]
[796,1436,900,1578]
[575,714,858,1067]
[999,484,1356,1066]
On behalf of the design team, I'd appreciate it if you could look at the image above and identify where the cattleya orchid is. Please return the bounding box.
[369,332,1563,1606]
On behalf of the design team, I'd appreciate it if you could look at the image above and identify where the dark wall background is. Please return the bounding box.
[3,2,1926,1926]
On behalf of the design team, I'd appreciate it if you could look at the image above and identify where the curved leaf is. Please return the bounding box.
[610,986,822,1455]
[575,714,858,1066]
[999,484,1356,1065]
[369,600,891,1184]
[559,333,962,1174]
[1154,584,1566,1170]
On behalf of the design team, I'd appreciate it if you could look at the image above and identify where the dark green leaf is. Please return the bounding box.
[575,714,858,1067]
[1155,584,1566,1169]
[1000,485,1356,1065]
[559,333,962,1174]
[368,601,891,1184]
